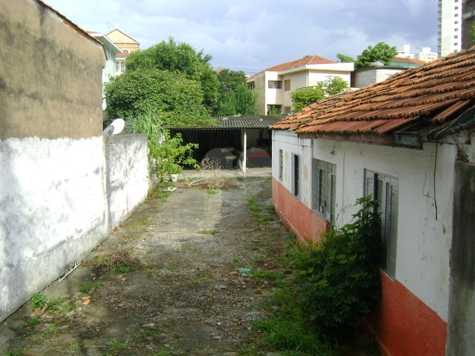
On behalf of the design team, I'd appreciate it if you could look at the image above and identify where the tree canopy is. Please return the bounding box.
[292,77,348,112]
[105,69,212,127]
[337,53,354,63]
[216,69,256,116]
[125,39,220,114]
[106,39,256,125]
[355,42,398,69]
[336,42,397,69]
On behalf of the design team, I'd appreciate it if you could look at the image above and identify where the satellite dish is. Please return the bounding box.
[103,118,125,136]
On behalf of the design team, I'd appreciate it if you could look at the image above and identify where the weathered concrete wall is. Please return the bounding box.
[0,0,107,321]
[105,135,150,228]
[0,137,108,321]
[447,161,475,356]
[0,0,104,139]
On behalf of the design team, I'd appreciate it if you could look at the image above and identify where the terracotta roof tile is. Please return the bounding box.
[273,48,475,137]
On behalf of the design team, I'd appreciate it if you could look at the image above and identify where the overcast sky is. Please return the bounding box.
[44,0,438,74]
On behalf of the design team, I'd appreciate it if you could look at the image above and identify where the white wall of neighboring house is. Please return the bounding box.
[264,71,283,108]
[249,63,354,115]
[354,68,404,88]
[272,129,459,321]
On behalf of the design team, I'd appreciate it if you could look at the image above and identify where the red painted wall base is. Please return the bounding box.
[272,178,448,356]
[272,178,328,243]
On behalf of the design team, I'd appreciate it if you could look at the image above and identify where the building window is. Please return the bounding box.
[267,104,282,115]
[268,80,283,89]
[312,159,336,224]
[278,149,284,181]
[364,170,399,278]
[248,81,255,90]
[284,80,291,91]
[293,154,300,198]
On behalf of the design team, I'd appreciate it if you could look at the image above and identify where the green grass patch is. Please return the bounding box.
[79,280,102,294]
[104,339,129,355]
[247,197,274,226]
[31,292,47,310]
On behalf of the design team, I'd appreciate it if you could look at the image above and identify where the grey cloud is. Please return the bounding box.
[45,0,438,73]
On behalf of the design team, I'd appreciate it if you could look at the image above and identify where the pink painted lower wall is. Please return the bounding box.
[272,178,448,356]
[372,273,447,356]
[272,178,328,243]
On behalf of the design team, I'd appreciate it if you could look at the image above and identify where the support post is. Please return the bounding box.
[243,129,247,174]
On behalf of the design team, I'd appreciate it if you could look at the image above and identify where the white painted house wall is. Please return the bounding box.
[354,68,404,88]
[272,130,458,321]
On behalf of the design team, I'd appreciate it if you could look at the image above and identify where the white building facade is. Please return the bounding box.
[248,56,354,116]
[439,0,463,57]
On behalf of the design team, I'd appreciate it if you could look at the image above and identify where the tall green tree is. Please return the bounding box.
[355,42,397,69]
[105,69,212,127]
[125,38,220,114]
[216,69,256,116]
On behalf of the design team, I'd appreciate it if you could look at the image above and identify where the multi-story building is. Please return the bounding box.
[398,44,438,63]
[247,55,354,116]
[106,28,140,75]
[439,0,463,57]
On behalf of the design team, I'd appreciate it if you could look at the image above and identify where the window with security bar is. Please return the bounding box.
[364,169,399,278]
[312,159,336,225]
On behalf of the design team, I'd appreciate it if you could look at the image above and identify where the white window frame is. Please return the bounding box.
[268,80,283,89]
[364,169,399,278]
[312,159,336,225]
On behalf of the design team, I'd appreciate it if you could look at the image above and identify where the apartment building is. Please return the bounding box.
[439,0,463,56]
[247,55,354,116]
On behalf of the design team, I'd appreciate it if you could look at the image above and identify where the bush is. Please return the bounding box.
[292,77,348,112]
[129,113,198,180]
[125,38,220,115]
[105,69,212,127]
[293,198,382,338]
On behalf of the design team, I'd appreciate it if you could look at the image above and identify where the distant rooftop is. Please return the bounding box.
[266,55,337,72]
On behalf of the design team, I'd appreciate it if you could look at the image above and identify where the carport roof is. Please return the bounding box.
[170,116,282,130]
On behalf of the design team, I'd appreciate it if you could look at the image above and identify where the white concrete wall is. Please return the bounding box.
[354,68,403,88]
[105,135,150,228]
[0,136,108,321]
[272,130,458,321]
[307,70,352,88]
[280,72,308,109]
[0,134,150,321]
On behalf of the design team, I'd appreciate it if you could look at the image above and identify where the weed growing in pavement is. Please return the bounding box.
[79,280,103,294]
[85,250,143,277]
[198,229,217,236]
[247,196,275,226]
[104,338,129,355]
[31,293,47,309]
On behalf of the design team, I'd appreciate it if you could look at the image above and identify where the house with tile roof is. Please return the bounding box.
[271,47,475,356]
[247,55,354,116]
[353,56,426,88]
